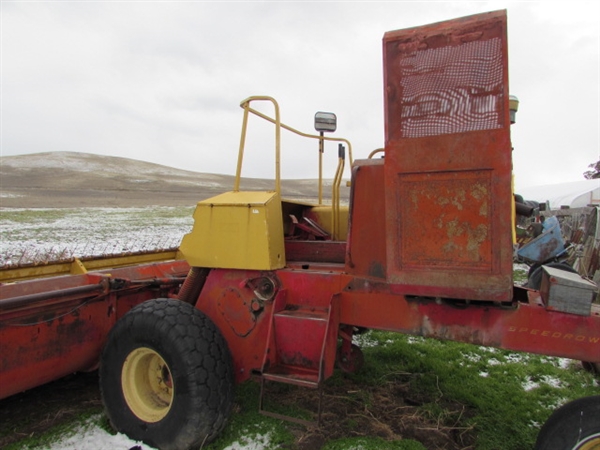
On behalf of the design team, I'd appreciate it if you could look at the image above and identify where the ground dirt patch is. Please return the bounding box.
[262,376,476,450]
[0,372,102,448]
[0,371,476,449]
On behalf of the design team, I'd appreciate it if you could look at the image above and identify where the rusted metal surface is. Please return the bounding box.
[0,274,108,312]
[197,258,599,387]
[0,260,189,400]
[338,282,600,363]
[194,267,346,384]
[194,269,275,384]
[382,10,513,301]
[345,160,387,279]
[177,267,209,304]
[0,248,183,283]
[284,241,346,263]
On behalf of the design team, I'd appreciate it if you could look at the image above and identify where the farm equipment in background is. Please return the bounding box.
[516,215,577,289]
[1,10,599,450]
[515,200,600,298]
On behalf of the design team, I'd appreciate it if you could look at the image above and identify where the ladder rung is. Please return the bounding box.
[259,377,323,427]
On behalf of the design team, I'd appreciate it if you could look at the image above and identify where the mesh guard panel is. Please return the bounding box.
[382,10,513,302]
[398,38,504,138]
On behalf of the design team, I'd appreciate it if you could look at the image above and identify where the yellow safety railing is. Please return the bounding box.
[235,96,353,240]
[368,148,385,159]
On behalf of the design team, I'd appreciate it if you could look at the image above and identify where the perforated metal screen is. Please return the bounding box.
[398,38,504,138]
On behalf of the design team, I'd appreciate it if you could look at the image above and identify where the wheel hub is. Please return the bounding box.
[121,347,174,422]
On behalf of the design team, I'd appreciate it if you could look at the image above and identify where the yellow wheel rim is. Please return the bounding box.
[121,347,174,422]
[577,434,600,450]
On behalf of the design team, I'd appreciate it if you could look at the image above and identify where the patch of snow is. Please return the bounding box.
[1,151,203,178]
[505,353,527,364]
[556,358,572,369]
[521,375,560,391]
[461,352,481,363]
[477,346,497,353]
[543,397,568,411]
[479,371,489,378]
[540,375,562,389]
[353,331,379,348]
[179,180,224,187]
[49,416,156,450]
[223,432,272,450]
[522,378,540,391]
[513,263,530,273]
[47,416,275,450]
[487,358,502,366]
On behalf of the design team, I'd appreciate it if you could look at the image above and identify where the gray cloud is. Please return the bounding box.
[2,1,598,190]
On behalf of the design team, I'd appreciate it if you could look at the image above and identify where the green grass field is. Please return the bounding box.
[6,330,597,449]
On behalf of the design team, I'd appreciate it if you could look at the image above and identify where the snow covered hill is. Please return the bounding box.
[1,152,338,208]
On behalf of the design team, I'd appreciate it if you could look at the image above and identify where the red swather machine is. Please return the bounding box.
[1,10,598,450]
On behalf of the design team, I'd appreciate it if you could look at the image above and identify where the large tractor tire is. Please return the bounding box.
[100,298,234,450]
[534,395,600,449]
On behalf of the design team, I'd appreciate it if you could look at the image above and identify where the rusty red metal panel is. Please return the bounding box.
[195,269,274,383]
[285,241,346,264]
[0,288,116,399]
[195,267,350,384]
[346,160,387,279]
[273,309,328,369]
[382,10,513,301]
[0,260,189,399]
[339,286,600,363]
[397,169,494,269]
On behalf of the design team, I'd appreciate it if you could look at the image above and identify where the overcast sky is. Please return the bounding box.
[1,1,598,191]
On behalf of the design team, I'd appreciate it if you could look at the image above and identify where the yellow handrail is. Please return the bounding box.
[332,146,346,240]
[237,96,354,177]
[235,96,353,241]
[368,148,385,159]
[236,96,282,194]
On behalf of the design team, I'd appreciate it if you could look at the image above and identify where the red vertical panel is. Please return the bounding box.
[383,11,513,301]
[346,159,387,279]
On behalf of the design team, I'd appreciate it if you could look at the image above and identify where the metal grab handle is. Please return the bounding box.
[235,96,353,241]
[332,145,346,240]
[368,148,385,159]
[235,96,354,196]
[235,96,282,194]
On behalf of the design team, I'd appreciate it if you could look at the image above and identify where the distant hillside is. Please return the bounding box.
[0,152,347,208]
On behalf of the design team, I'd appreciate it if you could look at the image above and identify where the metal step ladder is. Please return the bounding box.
[259,289,340,425]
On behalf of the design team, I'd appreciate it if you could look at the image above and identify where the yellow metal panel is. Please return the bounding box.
[82,251,180,271]
[70,258,88,275]
[308,205,349,241]
[0,250,181,283]
[179,191,286,270]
